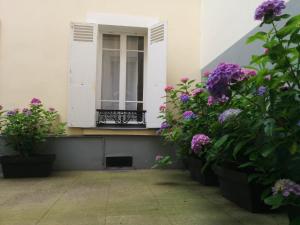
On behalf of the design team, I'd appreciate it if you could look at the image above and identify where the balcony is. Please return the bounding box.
[96,109,146,128]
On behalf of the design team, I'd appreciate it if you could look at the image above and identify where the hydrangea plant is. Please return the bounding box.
[0,98,65,157]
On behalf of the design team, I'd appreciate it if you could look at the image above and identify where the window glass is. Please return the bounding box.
[126,51,144,110]
[127,36,144,51]
[103,34,120,49]
[101,34,120,110]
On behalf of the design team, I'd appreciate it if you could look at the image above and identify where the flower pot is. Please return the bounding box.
[287,206,300,224]
[0,154,56,178]
[188,156,219,186]
[213,165,269,213]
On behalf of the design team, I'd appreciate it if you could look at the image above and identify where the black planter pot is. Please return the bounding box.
[188,156,219,186]
[287,206,300,224]
[213,165,269,213]
[0,154,56,178]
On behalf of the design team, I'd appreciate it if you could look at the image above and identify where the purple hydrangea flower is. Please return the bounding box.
[207,63,243,100]
[255,0,286,21]
[183,111,196,120]
[191,88,204,97]
[218,109,242,124]
[160,122,170,130]
[180,94,190,103]
[30,98,42,106]
[7,110,16,116]
[191,134,210,153]
[280,83,289,91]
[257,86,267,96]
[272,179,300,197]
[22,108,32,116]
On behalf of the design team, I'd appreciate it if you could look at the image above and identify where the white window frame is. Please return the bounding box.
[96,28,147,111]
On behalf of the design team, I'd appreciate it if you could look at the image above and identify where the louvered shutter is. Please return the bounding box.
[68,23,98,127]
[146,22,167,128]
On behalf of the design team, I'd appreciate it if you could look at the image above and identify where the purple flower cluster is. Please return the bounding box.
[180,94,190,103]
[218,109,242,124]
[183,111,196,120]
[207,63,243,101]
[272,179,300,197]
[257,86,267,96]
[7,109,19,116]
[22,108,32,116]
[255,0,286,21]
[30,98,42,106]
[191,134,210,153]
[160,122,170,130]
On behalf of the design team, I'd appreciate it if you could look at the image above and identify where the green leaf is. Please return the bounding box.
[246,32,267,44]
[261,146,275,157]
[264,118,276,137]
[290,142,298,155]
[264,194,284,209]
[233,141,248,158]
[214,135,229,149]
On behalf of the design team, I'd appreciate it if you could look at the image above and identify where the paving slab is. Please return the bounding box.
[0,170,288,225]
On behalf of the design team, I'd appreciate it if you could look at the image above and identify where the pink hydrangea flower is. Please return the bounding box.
[180,77,189,83]
[164,85,174,92]
[159,105,166,112]
[265,75,271,80]
[264,48,269,55]
[48,107,56,112]
[155,155,164,161]
[191,88,204,96]
[203,71,211,77]
[30,98,42,106]
[207,96,215,106]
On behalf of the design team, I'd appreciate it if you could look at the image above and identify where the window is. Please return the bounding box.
[99,34,145,111]
[68,21,167,128]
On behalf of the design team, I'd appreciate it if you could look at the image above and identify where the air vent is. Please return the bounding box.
[73,24,94,42]
[106,156,133,168]
[150,24,164,44]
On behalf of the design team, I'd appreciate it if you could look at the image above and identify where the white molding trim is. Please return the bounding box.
[86,12,159,28]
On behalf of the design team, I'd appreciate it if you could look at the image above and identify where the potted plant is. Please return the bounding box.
[0,98,65,178]
[265,179,300,225]
[157,78,219,186]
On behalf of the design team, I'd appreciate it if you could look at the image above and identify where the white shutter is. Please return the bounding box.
[68,23,98,127]
[146,22,167,128]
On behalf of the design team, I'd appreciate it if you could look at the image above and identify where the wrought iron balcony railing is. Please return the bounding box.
[96,109,146,128]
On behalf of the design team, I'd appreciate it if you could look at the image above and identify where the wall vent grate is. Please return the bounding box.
[150,24,164,44]
[73,24,94,42]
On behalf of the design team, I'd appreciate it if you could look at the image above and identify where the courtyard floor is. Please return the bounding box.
[0,170,288,225]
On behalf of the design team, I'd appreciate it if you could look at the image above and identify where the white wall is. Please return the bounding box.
[200,0,267,69]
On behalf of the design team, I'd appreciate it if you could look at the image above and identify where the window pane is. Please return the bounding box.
[101,102,119,110]
[103,34,120,49]
[126,51,144,103]
[126,102,143,111]
[101,50,120,105]
[127,36,144,51]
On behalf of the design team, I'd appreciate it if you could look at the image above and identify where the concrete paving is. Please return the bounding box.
[0,170,288,225]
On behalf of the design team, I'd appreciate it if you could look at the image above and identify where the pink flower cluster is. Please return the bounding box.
[164,85,174,92]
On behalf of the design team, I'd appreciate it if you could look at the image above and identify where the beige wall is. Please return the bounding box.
[0,0,201,135]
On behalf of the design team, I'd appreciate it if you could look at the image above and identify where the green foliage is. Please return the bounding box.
[0,99,65,157]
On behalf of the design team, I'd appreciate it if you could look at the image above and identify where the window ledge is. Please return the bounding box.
[81,127,158,136]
